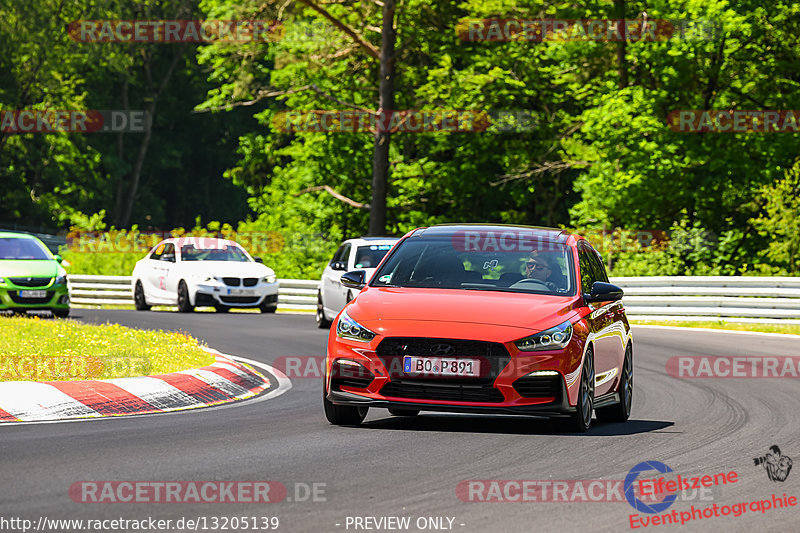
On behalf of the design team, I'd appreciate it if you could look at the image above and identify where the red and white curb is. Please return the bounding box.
[0,349,289,423]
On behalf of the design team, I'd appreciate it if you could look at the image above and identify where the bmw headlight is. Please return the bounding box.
[515,320,573,352]
[262,274,277,284]
[336,310,376,342]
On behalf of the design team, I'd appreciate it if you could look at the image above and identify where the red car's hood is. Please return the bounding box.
[350,287,580,338]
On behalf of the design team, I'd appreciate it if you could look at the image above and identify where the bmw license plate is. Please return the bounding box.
[403,356,480,377]
[226,288,254,295]
[18,290,46,298]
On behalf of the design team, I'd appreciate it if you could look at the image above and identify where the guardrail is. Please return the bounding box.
[610,276,800,323]
[67,275,319,312]
[68,275,800,322]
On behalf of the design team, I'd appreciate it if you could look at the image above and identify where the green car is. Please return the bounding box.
[0,231,70,317]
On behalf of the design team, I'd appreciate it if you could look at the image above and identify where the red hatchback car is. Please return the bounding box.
[323,225,633,432]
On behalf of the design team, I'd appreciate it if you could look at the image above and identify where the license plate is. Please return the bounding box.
[18,290,46,298]
[403,356,481,377]
[226,288,254,295]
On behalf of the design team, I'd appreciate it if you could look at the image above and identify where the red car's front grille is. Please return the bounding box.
[376,337,511,379]
[380,380,504,403]
[376,337,510,403]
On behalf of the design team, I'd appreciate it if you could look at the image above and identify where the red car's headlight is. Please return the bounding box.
[515,320,573,351]
[336,310,377,342]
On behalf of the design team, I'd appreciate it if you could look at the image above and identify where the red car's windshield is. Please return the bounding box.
[371,234,576,296]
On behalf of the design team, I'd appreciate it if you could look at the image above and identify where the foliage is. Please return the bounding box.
[4,0,800,277]
[0,0,252,229]
[59,215,338,279]
[751,160,800,275]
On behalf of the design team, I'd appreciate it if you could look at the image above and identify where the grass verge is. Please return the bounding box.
[629,319,800,336]
[0,315,214,381]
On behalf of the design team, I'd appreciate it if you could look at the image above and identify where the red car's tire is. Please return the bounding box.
[323,386,368,426]
[596,344,633,423]
[558,348,595,433]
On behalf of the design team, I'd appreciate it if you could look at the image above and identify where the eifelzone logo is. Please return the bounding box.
[754,445,793,482]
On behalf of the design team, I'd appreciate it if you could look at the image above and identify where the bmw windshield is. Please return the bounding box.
[180,245,250,262]
[370,230,576,296]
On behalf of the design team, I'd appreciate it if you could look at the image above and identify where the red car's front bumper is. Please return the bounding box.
[325,320,595,418]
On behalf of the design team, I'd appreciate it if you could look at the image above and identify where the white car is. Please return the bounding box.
[316,237,399,327]
[131,237,279,313]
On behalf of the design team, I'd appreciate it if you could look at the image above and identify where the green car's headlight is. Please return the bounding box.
[336,310,376,342]
[55,275,67,285]
[515,320,573,352]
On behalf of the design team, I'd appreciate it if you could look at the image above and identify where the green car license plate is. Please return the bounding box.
[18,290,47,298]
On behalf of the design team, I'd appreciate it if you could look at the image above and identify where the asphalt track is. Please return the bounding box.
[1,310,798,533]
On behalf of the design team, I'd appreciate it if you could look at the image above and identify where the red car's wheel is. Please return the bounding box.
[559,349,594,433]
[597,344,633,423]
[323,385,368,426]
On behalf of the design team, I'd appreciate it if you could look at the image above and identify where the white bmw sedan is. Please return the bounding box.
[131,237,279,313]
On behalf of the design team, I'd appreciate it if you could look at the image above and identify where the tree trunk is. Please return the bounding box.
[614,0,628,88]
[112,77,129,226]
[119,101,156,227]
[368,0,396,236]
[118,47,184,227]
